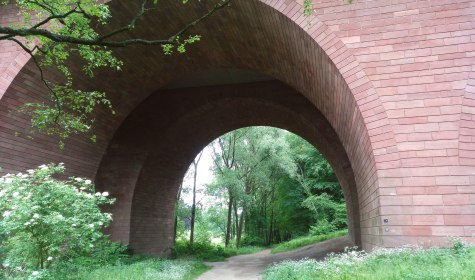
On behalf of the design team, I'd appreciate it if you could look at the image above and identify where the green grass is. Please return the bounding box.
[77,258,209,280]
[265,241,475,280]
[173,240,266,261]
[271,229,348,254]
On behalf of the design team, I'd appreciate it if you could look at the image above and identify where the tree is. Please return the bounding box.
[0,0,231,146]
[286,133,347,234]
[189,150,203,245]
[209,130,239,247]
[208,127,296,247]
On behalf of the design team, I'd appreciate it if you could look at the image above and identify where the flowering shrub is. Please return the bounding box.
[0,163,114,278]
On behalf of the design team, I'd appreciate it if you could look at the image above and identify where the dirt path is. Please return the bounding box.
[196,236,353,280]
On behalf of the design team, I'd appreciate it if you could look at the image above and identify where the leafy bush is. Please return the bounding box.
[265,241,475,280]
[271,230,348,254]
[173,240,231,261]
[0,164,117,279]
[241,235,266,247]
[173,240,265,261]
[309,219,337,236]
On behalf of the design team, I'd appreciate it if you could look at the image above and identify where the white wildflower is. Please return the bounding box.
[33,213,40,219]
[102,191,109,197]
[95,192,101,196]
[72,223,77,227]
[32,271,39,276]
[89,224,94,228]
[85,179,92,185]
[27,169,35,174]
[75,178,83,182]
[4,178,12,184]
[47,256,53,261]
[12,192,19,197]
[3,211,12,217]
[39,164,48,170]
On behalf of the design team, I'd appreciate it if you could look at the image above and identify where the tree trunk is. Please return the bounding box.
[268,208,274,245]
[174,183,183,244]
[236,208,245,248]
[233,200,239,243]
[189,170,197,244]
[189,151,203,245]
[225,191,233,247]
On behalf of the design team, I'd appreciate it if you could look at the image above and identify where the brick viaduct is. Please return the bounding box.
[1,0,474,256]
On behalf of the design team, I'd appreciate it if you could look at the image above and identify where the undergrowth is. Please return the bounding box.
[265,238,475,280]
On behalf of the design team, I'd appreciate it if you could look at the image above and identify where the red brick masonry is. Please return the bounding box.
[0,0,474,256]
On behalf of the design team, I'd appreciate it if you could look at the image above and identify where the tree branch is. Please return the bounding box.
[7,38,62,125]
[0,0,232,48]
[97,0,151,41]
[31,4,81,29]
[168,0,231,42]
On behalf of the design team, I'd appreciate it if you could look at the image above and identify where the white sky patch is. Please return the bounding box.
[182,146,215,206]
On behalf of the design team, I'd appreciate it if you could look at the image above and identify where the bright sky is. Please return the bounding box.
[182,146,215,206]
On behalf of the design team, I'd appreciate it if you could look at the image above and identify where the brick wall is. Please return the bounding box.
[0,0,473,255]
[97,81,362,255]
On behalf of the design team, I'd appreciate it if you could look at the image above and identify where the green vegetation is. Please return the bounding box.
[0,127,348,279]
[0,0,229,145]
[173,240,265,262]
[0,164,209,280]
[76,258,209,280]
[176,127,347,253]
[0,164,118,279]
[271,230,348,254]
[265,240,475,280]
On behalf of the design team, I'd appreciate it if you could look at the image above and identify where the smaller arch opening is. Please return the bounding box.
[174,126,351,253]
[95,79,362,256]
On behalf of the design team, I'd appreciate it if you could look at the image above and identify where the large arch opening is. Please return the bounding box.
[0,0,392,256]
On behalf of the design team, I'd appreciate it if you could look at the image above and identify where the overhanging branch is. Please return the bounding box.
[0,0,232,48]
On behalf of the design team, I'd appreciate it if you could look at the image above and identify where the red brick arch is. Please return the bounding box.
[96,80,365,255]
[1,0,474,255]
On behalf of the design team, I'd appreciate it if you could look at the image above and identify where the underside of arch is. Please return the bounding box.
[0,0,393,254]
[96,80,362,255]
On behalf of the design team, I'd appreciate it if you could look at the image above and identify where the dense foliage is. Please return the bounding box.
[176,127,347,251]
[265,240,475,280]
[270,230,348,254]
